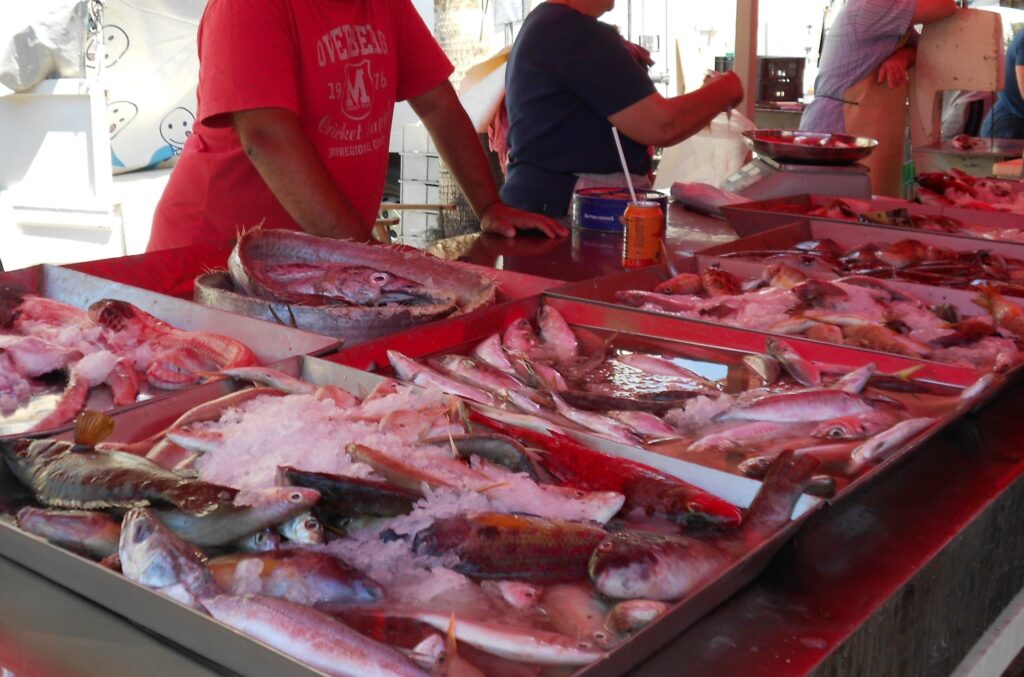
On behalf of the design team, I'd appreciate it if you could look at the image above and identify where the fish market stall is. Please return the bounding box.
[4,199,1024,676]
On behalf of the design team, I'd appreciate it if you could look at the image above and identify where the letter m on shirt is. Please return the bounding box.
[343,59,373,120]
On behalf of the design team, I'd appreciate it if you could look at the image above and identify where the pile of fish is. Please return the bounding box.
[0,368,821,676]
[616,266,1023,371]
[0,290,257,432]
[384,306,981,487]
[763,197,1024,243]
[916,170,1024,215]
[194,229,497,344]
[717,237,1024,295]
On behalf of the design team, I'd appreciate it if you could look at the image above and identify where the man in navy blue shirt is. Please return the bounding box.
[500,0,743,216]
[981,29,1024,139]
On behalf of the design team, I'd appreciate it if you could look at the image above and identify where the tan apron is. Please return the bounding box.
[842,36,913,198]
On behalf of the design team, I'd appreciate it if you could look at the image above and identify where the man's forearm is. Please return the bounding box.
[410,82,501,218]
[234,108,372,241]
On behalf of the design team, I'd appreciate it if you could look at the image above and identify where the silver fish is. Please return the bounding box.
[830,362,876,394]
[202,594,426,677]
[765,338,820,387]
[119,508,220,609]
[537,306,579,363]
[276,511,325,545]
[551,393,642,446]
[388,350,496,407]
[404,611,604,666]
[154,486,320,547]
[850,417,936,467]
[472,333,515,373]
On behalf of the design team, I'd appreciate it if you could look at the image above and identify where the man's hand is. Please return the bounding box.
[877,47,915,88]
[480,202,568,238]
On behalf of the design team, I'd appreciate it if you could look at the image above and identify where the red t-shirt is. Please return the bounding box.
[148,0,453,252]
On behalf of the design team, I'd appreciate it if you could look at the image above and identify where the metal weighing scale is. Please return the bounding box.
[722,129,879,201]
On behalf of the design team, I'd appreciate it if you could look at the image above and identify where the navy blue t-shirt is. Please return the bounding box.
[500,3,656,216]
[999,30,1024,119]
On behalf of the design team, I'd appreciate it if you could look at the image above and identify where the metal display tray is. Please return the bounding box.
[0,355,820,677]
[720,193,1024,238]
[328,295,988,506]
[0,265,341,437]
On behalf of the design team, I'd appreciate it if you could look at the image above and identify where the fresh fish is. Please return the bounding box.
[687,421,790,453]
[765,338,820,387]
[0,335,81,377]
[413,512,608,582]
[119,507,221,609]
[850,417,936,467]
[400,611,604,666]
[481,580,543,610]
[810,410,895,440]
[280,466,418,520]
[89,299,258,390]
[3,437,236,516]
[501,318,546,357]
[561,389,698,413]
[589,451,819,600]
[617,353,717,390]
[615,289,705,313]
[742,354,781,386]
[607,411,679,439]
[347,443,457,494]
[208,550,383,604]
[201,594,427,677]
[654,272,704,295]
[433,355,531,399]
[16,507,121,559]
[716,390,875,423]
[470,412,742,528]
[153,486,320,547]
[974,284,1024,338]
[509,355,569,392]
[435,615,486,677]
[276,511,325,545]
[422,434,541,482]
[29,351,128,432]
[961,373,995,401]
[472,333,515,373]
[387,350,496,407]
[249,261,440,307]
[550,393,643,446]
[232,528,281,553]
[536,306,579,363]
[212,366,317,394]
[830,362,876,393]
[166,427,225,455]
[841,323,931,358]
[604,600,668,636]
[541,582,615,649]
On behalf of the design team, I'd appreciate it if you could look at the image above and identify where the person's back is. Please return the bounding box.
[501,3,654,216]
[980,29,1024,139]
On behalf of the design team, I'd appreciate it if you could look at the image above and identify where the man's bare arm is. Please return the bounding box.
[233,107,372,241]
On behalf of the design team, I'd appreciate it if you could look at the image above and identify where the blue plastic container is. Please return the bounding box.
[571,187,667,232]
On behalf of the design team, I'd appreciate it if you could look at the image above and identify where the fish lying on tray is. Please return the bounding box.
[916,170,1024,215]
[194,229,497,344]
[616,266,1023,372]
[0,369,817,675]
[382,305,985,492]
[0,291,257,433]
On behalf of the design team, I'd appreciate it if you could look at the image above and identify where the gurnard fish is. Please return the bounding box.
[207,550,384,605]
[589,451,819,601]
[413,512,608,582]
[16,507,122,559]
[716,389,875,423]
[201,594,427,677]
[119,507,221,609]
[2,437,236,516]
[153,486,319,547]
[89,299,258,389]
[399,611,605,666]
[470,412,742,527]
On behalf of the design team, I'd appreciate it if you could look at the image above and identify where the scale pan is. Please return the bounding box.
[743,129,879,165]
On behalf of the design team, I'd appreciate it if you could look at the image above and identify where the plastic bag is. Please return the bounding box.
[0,2,91,96]
[653,110,755,190]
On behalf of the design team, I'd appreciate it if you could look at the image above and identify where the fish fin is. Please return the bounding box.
[446,613,458,656]
[74,410,116,447]
[890,364,925,381]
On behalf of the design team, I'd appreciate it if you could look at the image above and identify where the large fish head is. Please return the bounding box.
[588,530,727,601]
[411,515,472,556]
[119,508,210,590]
[2,438,72,482]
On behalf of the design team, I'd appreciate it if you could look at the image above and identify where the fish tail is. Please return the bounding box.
[742,450,820,536]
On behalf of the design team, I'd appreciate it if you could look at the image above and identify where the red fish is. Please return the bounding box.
[469,411,742,528]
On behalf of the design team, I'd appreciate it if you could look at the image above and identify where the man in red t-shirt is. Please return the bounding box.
[148,0,565,252]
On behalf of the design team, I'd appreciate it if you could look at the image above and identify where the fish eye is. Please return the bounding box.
[594,631,608,642]
[289,492,303,502]
[304,519,319,529]
[828,428,844,438]
[598,541,613,552]
[578,641,594,650]
[370,272,390,285]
